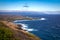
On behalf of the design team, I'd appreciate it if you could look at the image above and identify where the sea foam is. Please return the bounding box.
[15,23,38,32]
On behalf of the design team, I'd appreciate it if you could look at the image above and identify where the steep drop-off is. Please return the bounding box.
[0,21,40,40]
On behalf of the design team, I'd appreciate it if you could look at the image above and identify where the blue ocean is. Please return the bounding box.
[13,14,60,40]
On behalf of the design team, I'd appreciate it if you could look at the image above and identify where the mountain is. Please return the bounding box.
[0,11,46,16]
[0,11,60,15]
[43,11,60,14]
[0,11,60,18]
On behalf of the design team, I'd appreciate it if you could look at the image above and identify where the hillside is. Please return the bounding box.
[0,15,35,21]
[0,21,40,40]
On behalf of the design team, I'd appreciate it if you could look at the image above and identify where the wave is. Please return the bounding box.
[15,23,38,32]
[26,29,38,31]
[13,20,31,23]
[38,18,46,20]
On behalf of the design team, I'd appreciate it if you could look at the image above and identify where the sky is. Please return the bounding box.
[0,0,60,11]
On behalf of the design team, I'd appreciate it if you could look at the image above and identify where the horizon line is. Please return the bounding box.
[0,10,60,12]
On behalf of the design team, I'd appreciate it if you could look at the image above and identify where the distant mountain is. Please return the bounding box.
[43,11,60,14]
[0,11,45,15]
[0,11,60,17]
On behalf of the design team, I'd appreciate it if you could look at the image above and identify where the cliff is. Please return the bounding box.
[0,21,40,40]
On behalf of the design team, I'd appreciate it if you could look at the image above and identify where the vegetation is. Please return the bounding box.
[0,22,18,40]
[0,21,40,40]
[0,27,13,40]
[24,32,40,40]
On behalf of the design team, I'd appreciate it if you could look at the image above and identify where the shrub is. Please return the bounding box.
[0,27,14,40]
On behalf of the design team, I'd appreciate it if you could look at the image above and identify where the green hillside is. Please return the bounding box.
[0,21,40,40]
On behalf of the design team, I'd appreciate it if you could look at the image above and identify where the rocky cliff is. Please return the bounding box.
[0,21,40,40]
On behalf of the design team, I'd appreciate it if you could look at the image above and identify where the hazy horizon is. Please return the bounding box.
[0,0,60,14]
[0,10,60,14]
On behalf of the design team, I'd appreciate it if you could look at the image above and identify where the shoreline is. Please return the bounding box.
[0,21,40,40]
[15,22,38,32]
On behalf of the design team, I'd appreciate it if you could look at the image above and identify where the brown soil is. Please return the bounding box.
[0,21,40,40]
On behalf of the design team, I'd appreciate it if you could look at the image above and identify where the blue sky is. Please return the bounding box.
[0,0,60,11]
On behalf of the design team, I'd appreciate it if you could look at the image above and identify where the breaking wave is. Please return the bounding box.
[15,23,37,32]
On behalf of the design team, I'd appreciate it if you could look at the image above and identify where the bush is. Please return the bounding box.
[0,22,21,40]
[0,27,14,40]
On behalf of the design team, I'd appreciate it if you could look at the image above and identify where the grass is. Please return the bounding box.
[0,21,40,40]
[24,32,40,40]
[0,22,18,40]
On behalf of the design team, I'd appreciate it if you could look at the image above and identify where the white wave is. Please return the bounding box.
[21,27,37,32]
[38,18,46,20]
[16,23,28,28]
[41,18,46,20]
[14,20,37,32]
[17,23,38,32]
[13,20,18,22]
[13,20,30,22]
[21,27,28,30]
[20,23,28,28]
[27,29,38,31]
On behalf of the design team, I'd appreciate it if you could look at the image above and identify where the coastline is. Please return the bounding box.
[0,21,40,40]
[15,22,38,32]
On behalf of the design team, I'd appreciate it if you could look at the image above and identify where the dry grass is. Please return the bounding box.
[0,21,41,40]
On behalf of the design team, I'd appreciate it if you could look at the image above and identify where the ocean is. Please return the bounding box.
[13,15,60,40]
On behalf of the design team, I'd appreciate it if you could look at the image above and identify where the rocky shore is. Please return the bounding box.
[0,21,40,40]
